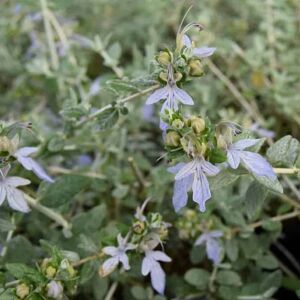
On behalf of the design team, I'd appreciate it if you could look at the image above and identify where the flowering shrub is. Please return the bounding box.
[1,1,300,299]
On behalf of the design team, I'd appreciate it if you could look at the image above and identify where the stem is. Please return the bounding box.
[49,166,106,180]
[40,0,59,70]
[76,84,159,127]
[209,265,218,293]
[273,167,300,174]
[72,252,104,267]
[104,282,118,300]
[206,60,265,125]
[0,216,15,257]
[25,195,71,231]
[128,157,148,188]
[5,280,20,288]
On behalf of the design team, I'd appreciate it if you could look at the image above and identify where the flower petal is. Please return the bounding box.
[5,177,31,187]
[5,186,30,213]
[172,175,193,212]
[141,256,152,276]
[102,246,118,256]
[17,156,33,170]
[30,159,54,182]
[150,251,172,262]
[119,253,130,270]
[201,160,220,176]
[230,139,261,151]
[208,230,223,238]
[173,87,194,105]
[227,149,241,169]
[192,171,211,212]
[150,261,166,295]
[195,233,208,246]
[167,163,186,174]
[14,147,38,157]
[206,238,222,265]
[193,47,216,58]
[0,184,6,206]
[146,87,168,105]
[175,161,197,180]
[182,34,192,47]
[99,257,119,277]
[240,151,276,179]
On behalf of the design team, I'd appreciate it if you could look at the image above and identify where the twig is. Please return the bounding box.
[104,282,118,300]
[49,166,106,180]
[40,0,58,70]
[206,60,265,125]
[25,194,71,231]
[273,168,300,174]
[72,252,104,267]
[209,265,218,293]
[0,216,15,257]
[128,157,148,188]
[76,84,159,127]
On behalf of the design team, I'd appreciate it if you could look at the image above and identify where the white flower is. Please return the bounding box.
[183,34,216,58]
[168,158,220,213]
[47,280,63,299]
[0,165,30,213]
[13,147,54,182]
[141,240,171,295]
[99,234,136,277]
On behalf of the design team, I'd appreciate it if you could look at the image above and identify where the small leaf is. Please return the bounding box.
[6,264,44,283]
[184,268,210,289]
[96,107,119,130]
[217,270,242,286]
[253,174,283,194]
[267,135,299,167]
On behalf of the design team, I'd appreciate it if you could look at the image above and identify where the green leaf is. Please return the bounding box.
[256,255,278,270]
[41,175,90,207]
[79,261,97,285]
[253,174,283,194]
[209,169,239,191]
[245,181,268,220]
[216,270,242,287]
[267,135,299,167]
[225,239,239,262]
[131,286,147,300]
[184,268,210,289]
[96,107,119,130]
[6,264,44,283]
[47,134,65,152]
[260,270,282,292]
[0,219,16,232]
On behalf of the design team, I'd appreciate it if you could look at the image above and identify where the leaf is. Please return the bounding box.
[260,270,282,292]
[6,264,44,283]
[96,107,119,130]
[245,181,268,220]
[79,261,97,285]
[225,239,239,262]
[256,255,278,270]
[209,169,239,191]
[253,174,283,194]
[131,286,147,300]
[41,175,90,207]
[267,135,299,167]
[47,134,65,152]
[107,42,122,63]
[184,268,210,289]
[216,270,242,287]
[0,219,16,232]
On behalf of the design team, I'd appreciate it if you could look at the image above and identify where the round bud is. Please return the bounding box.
[165,131,181,147]
[16,283,30,299]
[46,266,57,278]
[156,51,171,66]
[174,72,183,82]
[0,136,13,155]
[171,119,184,129]
[191,118,205,134]
[133,221,145,234]
[159,71,167,82]
[188,59,204,77]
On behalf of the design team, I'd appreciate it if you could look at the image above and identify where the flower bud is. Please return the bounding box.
[47,280,63,299]
[171,119,184,129]
[174,72,183,82]
[191,118,205,134]
[159,227,168,240]
[133,220,145,234]
[156,51,171,66]
[45,265,57,278]
[188,59,204,77]
[16,283,30,299]
[159,71,167,82]
[165,131,181,147]
[0,136,13,155]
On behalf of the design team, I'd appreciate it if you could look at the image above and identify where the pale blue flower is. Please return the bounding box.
[183,34,216,58]
[47,280,63,299]
[195,230,223,265]
[168,158,220,212]
[13,147,54,183]
[0,165,30,213]
[141,240,171,295]
[146,65,193,129]
[88,77,102,97]
[226,139,276,178]
[100,234,136,277]
[250,123,275,139]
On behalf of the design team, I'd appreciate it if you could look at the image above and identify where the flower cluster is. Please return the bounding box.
[144,22,276,213]
[99,199,171,294]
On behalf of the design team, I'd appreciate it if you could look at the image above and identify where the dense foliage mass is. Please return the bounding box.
[0,1,300,299]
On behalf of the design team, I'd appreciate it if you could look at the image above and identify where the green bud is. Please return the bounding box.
[133,221,145,234]
[16,283,30,299]
[191,118,205,134]
[165,131,181,147]
[171,119,184,129]
[45,266,57,278]
[159,71,167,82]
[0,136,14,155]
[174,72,183,82]
[156,51,171,66]
[188,59,204,77]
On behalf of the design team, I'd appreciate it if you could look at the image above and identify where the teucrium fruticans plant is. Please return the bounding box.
[1,2,300,300]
